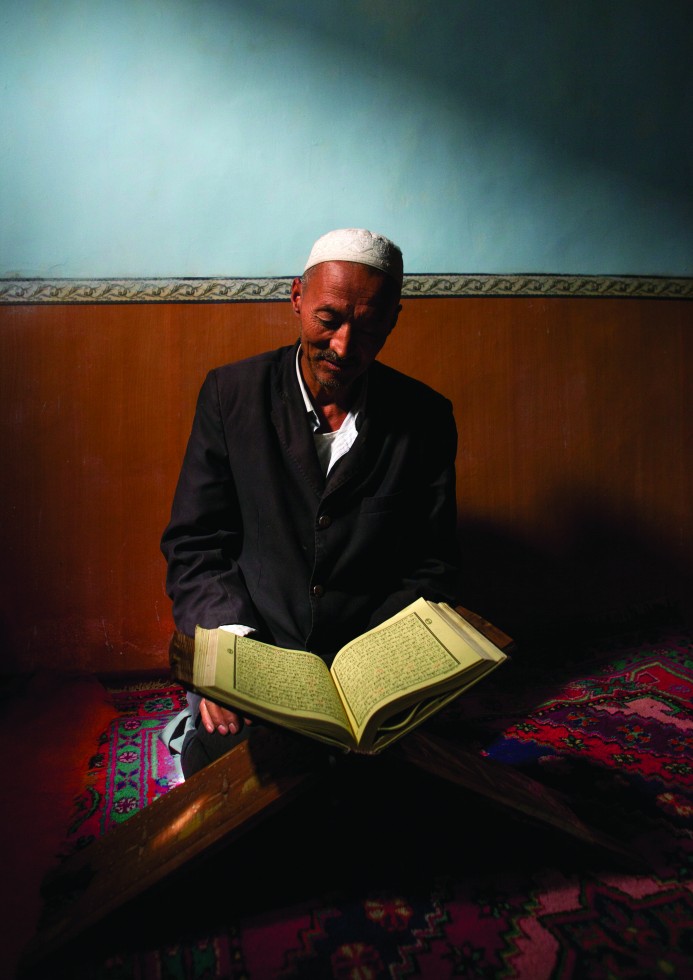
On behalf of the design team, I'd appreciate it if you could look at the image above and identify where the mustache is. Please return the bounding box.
[314,350,354,366]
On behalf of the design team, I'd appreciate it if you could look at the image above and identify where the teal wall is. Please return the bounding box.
[1,0,691,278]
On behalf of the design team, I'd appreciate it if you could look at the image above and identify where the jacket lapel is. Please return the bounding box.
[323,369,390,498]
[270,344,325,497]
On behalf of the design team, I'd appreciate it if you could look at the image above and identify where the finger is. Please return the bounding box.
[199,698,215,734]
[220,708,241,735]
[201,699,241,736]
[201,698,231,735]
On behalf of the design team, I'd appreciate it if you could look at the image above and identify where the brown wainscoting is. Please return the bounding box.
[0,296,690,673]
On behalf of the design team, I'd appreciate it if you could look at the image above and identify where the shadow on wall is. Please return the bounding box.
[457,497,691,655]
[239,0,692,200]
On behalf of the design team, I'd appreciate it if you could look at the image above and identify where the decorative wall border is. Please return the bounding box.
[1,274,691,304]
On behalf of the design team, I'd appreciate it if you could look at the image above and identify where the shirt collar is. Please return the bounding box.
[295,346,366,432]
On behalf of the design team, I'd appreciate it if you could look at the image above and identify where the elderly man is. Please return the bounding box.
[161,229,461,777]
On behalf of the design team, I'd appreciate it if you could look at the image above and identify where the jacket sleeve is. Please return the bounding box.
[363,396,462,629]
[160,371,261,637]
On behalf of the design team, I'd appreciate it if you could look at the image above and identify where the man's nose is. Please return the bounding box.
[330,323,353,358]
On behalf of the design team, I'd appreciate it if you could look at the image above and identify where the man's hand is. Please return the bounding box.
[200,698,254,736]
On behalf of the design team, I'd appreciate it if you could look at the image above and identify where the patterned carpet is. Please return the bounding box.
[65,681,186,846]
[47,626,693,978]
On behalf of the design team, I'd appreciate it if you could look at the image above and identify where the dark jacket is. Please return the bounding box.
[161,342,461,661]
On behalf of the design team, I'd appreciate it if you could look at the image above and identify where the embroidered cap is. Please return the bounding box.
[304,228,403,284]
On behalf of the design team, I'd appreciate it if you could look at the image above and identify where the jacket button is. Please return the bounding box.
[317,514,332,529]
[311,584,325,598]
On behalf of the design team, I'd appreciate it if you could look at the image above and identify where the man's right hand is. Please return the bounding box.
[200,698,253,736]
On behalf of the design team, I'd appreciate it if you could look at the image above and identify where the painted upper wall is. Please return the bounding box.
[1,0,691,278]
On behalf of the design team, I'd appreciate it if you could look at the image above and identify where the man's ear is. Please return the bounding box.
[290,277,302,316]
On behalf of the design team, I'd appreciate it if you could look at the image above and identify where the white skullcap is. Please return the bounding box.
[304,228,403,284]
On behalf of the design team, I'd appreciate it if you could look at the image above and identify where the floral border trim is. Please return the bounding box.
[403,274,693,299]
[0,274,691,304]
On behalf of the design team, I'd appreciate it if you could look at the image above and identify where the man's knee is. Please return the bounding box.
[180,720,254,779]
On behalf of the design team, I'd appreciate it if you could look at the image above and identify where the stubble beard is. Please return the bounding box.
[311,352,352,390]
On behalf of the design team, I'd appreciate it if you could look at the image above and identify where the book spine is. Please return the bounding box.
[169,631,195,686]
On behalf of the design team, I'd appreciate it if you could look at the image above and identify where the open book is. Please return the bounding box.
[171,597,508,754]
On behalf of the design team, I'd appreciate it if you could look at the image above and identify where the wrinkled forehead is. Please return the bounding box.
[303,261,401,309]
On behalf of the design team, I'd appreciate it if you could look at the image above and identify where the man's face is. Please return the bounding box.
[291,261,401,400]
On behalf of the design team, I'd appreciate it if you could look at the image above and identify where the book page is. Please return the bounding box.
[331,603,463,732]
[215,635,352,731]
[434,604,507,663]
